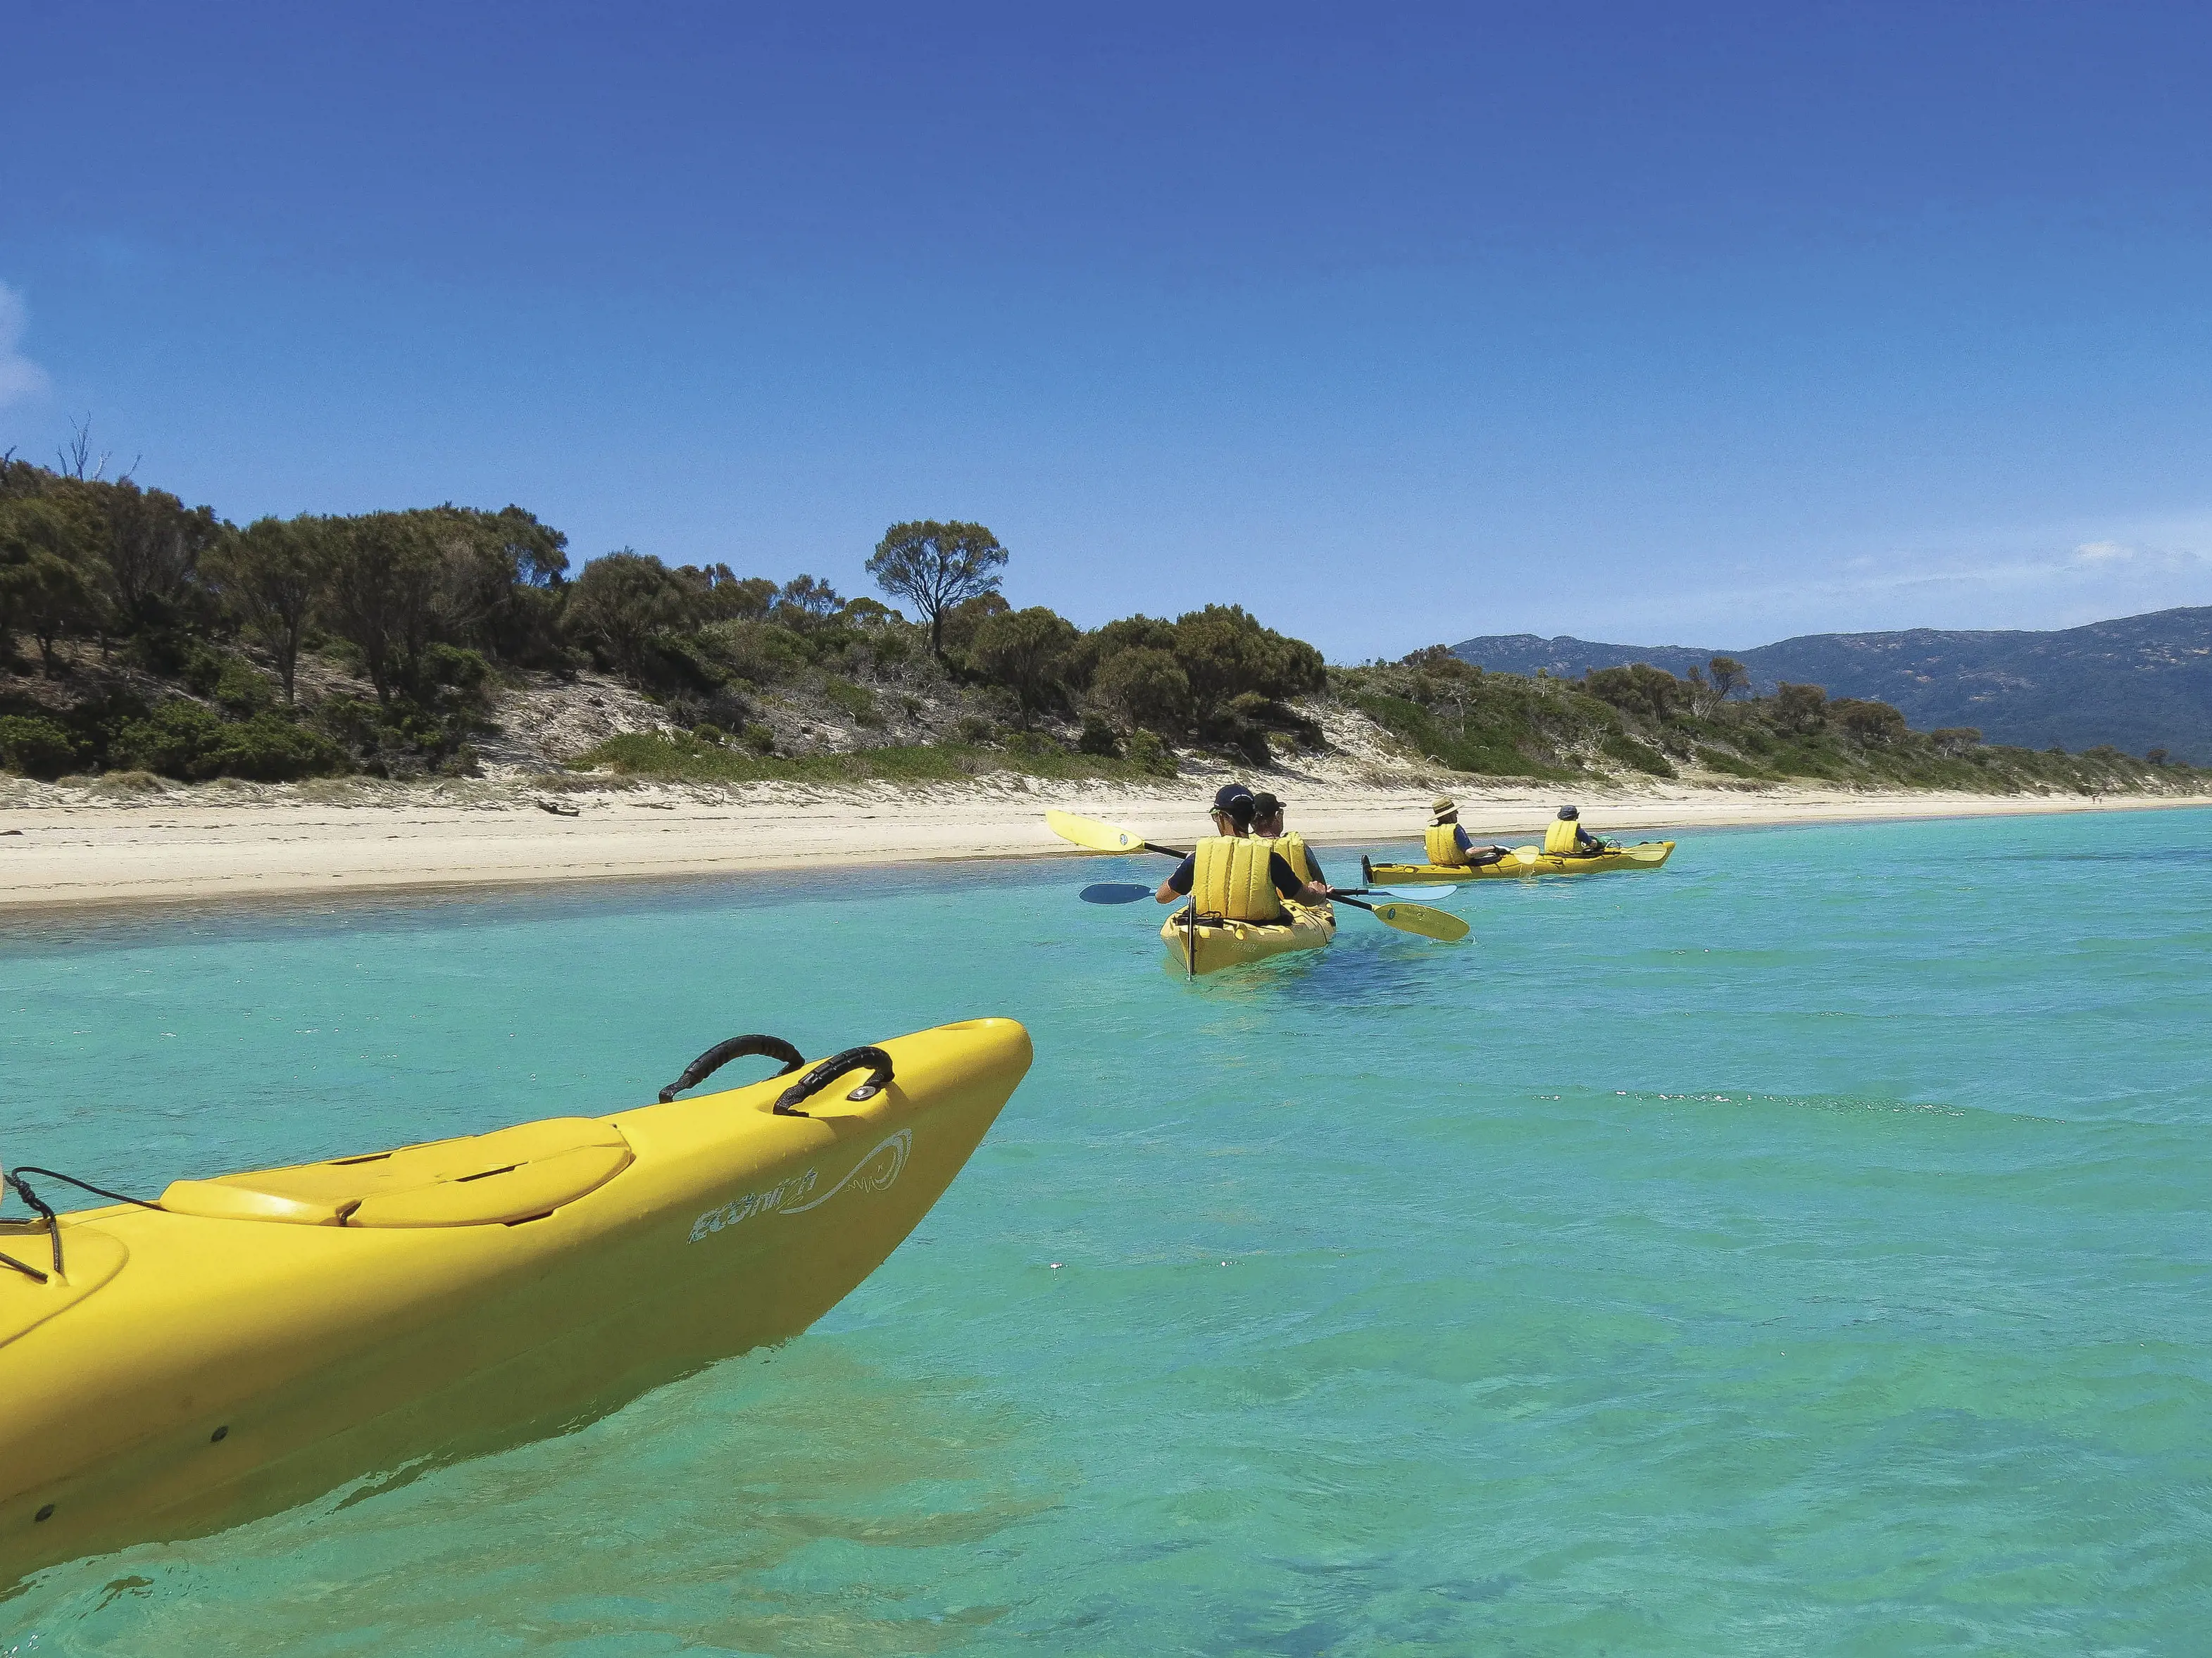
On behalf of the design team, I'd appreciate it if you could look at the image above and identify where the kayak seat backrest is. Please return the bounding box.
[158,1118,634,1229]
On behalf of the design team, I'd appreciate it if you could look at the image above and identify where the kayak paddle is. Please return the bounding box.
[1080,882,1154,905]
[1332,893,1469,942]
[1046,809,1184,858]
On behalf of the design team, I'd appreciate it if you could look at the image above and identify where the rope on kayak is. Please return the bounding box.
[774,1046,894,1117]
[657,1034,808,1103]
[4,1167,163,1281]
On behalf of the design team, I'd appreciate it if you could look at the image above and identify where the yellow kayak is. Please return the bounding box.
[1363,841,1675,885]
[1161,900,1336,974]
[1,1017,1031,1585]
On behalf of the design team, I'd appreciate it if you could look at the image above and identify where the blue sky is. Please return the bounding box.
[5,2,2211,659]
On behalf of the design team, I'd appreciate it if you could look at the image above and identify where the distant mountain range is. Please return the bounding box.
[1450,606,2212,764]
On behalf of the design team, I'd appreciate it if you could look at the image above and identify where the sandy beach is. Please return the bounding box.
[4,774,2206,915]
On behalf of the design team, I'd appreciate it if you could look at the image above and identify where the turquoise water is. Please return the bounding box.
[6,808,2211,1654]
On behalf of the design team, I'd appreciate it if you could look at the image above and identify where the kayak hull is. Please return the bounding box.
[1368,840,1675,884]
[1,1018,1032,1587]
[1161,901,1336,975]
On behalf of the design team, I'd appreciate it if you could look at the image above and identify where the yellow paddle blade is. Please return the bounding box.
[1363,899,1470,943]
[1625,842,1669,862]
[1512,846,1541,865]
[1046,809,1151,854]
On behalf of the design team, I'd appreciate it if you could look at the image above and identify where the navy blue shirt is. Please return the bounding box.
[1448,825,1506,865]
[1166,849,1309,899]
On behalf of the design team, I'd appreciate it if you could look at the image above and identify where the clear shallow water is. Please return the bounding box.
[5,808,2211,1655]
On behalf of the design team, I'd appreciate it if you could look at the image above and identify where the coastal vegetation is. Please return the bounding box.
[1337,648,2195,796]
[3,444,2201,797]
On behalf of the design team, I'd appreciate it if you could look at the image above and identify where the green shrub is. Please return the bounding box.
[1126,729,1177,777]
[1694,746,1770,779]
[1832,698,1908,744]
[954,714,999,744]
[1077,715,1122,757]
[1601,731,1677,777]
[1004,730,1066,760]
[695,620,813,684]
[0,715,81,779]
[741,722,775,754]
[180,646,276,715]
[969,606,1080,712]
[113,702,350,781]
[691,722,725,746]
[823,677,882,726]
[1092,646,1192,730]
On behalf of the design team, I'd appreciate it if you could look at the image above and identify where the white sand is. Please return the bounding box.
[4,776,2206,915]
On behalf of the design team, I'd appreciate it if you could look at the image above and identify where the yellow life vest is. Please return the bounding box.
[1273,831,1318,884]
[1543,817,1582,855]
[1192,835,1284,923]
[1424,824,1468,867]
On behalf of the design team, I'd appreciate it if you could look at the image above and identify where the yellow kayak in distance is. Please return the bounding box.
[1161,900,1336,975]
[1363,841,1676,885]
[1,1017,1032,1587]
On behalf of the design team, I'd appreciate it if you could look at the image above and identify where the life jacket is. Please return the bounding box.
[1273,831,1318,884]
[1192,835,1285,923]
[1543,817,1583,855]
[1424,824,1469,867]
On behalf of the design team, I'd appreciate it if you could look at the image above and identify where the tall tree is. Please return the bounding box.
[101,479,222,627]
[566,550,697,679]
[1,495,108,674]
[969,606,1079,713]
[866,520,1007,658]
[317,513,444,705]
[204,516,326,704]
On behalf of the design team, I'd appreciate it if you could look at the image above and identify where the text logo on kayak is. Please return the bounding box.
[688,1129,913,1243]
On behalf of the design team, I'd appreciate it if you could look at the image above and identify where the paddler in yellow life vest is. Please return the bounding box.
[1422,796,1512,869]
[1542,804,1611,858]
[1249,790,1327,888]
[1155,783,1333,918]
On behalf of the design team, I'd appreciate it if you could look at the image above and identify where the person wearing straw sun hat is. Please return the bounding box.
[1423,796,1511,869]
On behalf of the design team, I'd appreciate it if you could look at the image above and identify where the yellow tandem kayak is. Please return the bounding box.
[1363,841,1675,885]
[1161,900,1336,974]
[1,1017,1032,1585]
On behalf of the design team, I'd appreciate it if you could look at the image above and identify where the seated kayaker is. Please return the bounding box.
[1423,796,1511,868]
[1542,805,1611,858]
[1251,790,1329,888]
[1156,784,1331,915]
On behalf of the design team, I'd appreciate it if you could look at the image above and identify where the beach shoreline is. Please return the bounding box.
[4,777,2208,917]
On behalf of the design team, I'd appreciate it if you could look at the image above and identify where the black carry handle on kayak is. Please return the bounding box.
[658,1034,808,1103]
[774,1047,896,1117]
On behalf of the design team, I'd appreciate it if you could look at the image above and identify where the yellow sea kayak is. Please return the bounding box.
[1160,900,1335,974]
[1,1017,1031,1585]
[1363,841,1675,886]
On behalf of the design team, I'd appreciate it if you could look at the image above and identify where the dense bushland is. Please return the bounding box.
[4,438,2195,795]
[1337,647,2201,794]
[1,451,1323,784]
